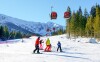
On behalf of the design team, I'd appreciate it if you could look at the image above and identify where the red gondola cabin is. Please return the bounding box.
[51,12,57,19]
[64,12,70,18]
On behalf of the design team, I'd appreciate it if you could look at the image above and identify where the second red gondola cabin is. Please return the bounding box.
[64,12,70,18]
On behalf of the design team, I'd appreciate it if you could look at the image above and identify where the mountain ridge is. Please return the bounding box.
[0,14,64,36]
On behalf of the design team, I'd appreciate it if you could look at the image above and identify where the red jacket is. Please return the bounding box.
[35,38,40,46]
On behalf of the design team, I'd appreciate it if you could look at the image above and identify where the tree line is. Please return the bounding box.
[66,4,100,38]
[0,26,31,41]
[52,29,66,35]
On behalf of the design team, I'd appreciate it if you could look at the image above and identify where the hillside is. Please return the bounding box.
[0,14,64,35]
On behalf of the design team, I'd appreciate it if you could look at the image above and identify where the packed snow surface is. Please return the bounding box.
[0,34,100,62]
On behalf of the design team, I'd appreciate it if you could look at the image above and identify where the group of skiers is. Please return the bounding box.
[33,36,62,53]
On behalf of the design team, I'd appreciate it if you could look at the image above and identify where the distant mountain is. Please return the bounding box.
[0,14,64,36]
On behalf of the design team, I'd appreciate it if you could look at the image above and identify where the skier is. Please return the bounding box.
[44,38,51,52]
[33,37,40,53]
[57,41,62,52]
[39,39,44,50]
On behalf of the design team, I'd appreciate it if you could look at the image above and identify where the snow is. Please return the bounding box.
[89,38,97,43]
[0,34,100,62]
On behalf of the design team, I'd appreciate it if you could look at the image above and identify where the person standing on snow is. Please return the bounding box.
[57,41,62,52]
[33,37,40,53]
[44,38,51,52]
[39,39,44,50]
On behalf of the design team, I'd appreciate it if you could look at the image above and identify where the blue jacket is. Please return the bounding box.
[57,41,61,47]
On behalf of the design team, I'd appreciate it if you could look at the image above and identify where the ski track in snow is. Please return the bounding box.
[0,34,100,62]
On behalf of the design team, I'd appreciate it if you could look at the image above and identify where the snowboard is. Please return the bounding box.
[32,52,43,54]
[44,50,52,52]
[39,49,44,50]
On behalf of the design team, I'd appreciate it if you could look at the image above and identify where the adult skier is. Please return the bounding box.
[33,37,40,53]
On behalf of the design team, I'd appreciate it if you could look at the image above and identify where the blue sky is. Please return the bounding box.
[0,0,100,26]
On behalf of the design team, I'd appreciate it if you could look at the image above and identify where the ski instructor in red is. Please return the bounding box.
[33,36,40,53]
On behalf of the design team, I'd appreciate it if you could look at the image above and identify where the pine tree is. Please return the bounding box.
[70,12,76,37]
[75,11,80,36]
[58,29,63,35]
[94,6,100,38]
[85,16,94,37]
[10,31,16,39]
[66,6,71,38]
[0,26,2,38]
[79,14,83,36]
[15,31,22,39]
[0,26,5,40]
[90,6,96,17]
[3,26,9,40]
[81,8,89,36]
[79,6,82,15]
[83,9,88,36]
[84,8,89,18]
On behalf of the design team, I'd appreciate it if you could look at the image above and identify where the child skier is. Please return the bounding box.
[44,38,51,52]
[39,39,44,50]
[33,37,40,53]
[57,41,62,52]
